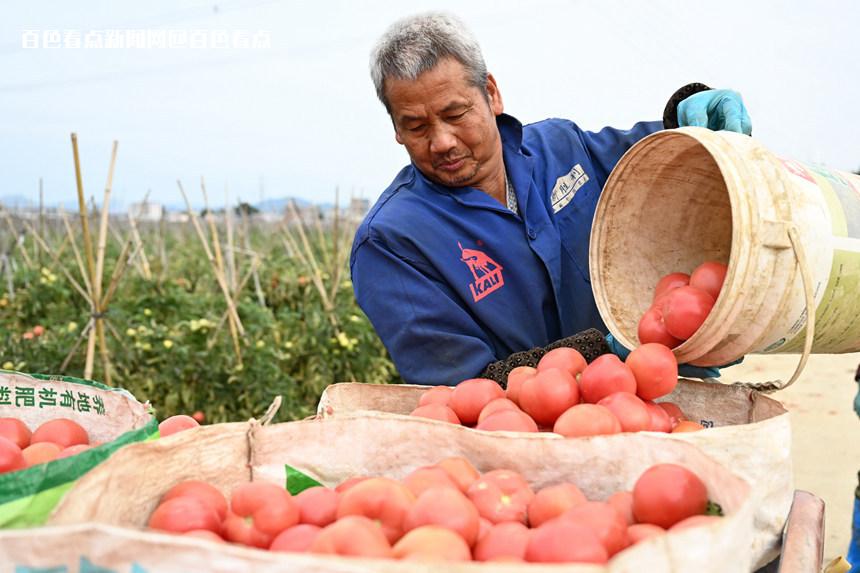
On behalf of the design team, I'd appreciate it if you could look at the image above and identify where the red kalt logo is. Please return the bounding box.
[458,242,504,302]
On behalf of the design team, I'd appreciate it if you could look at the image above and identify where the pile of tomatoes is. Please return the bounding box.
[0,417,93,473]
[638,261,728,348]
[410,343,703,436]
[148,457,719,564]
[0,411,205,475]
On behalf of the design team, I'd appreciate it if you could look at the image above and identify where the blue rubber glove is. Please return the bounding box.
[604,333,733,379]
[677,89,752,135]
[854,364,860,419]
[854,384,860,419]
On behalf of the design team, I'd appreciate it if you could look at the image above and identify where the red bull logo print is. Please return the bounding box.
[458,242,504,302]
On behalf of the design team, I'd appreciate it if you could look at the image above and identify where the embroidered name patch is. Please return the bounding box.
[551,164,589,214]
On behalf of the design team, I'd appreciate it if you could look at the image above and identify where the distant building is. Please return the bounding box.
[164,211,190,224]
[129,202,165,221]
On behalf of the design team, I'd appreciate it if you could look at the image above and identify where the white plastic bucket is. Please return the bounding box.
[589,127,860,382]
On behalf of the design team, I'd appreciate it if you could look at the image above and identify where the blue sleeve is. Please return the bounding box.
[577,120,663,186]
[351,234,497,386]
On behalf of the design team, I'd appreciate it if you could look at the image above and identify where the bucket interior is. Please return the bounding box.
[592,132,733,350]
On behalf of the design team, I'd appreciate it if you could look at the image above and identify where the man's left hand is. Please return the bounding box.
[678,89,752,135]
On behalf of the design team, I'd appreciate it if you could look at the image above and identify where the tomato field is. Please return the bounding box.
[0,209,400,423]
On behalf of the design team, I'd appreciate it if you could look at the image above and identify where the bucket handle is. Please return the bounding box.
[739,224,815,393]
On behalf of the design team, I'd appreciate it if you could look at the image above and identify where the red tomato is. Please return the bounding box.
[607,491,635,526]
[560,501,629,556]
[158,415,200,437]
[627,523,665,544]
[161,480,228,520]
[473,521,530,561]
[638,307,683,348]
[0,418,31,449]
[526,520,608,564]
[597,392,650,433]
[579,355,637,404]
[22,442,61,466]
[418,386,454,407]
[626,343,678,400]
[467,470,533,525]
[505,366,536,405]
[404,486,481,547]
[226,482,300,547]
[222,511,271,547]
[31,419,89,448]
[528,483,587,528]
[690,261,728,301]
[653,272,690,301]
[295,486,339,527]
[661,286,715,340]
[552,404,622,438]
[148,497,221,534]
[336,477,416,543]
[409,404,461,424]
[476,409,539,433]
[536,347,587,378]
[309,515,393,558]
[270,524,322,552]
[656,402,687,428]
[517,368,580,427]
[477,398,520,424]
[57,444,92,459]
[449,379,505,426]
[672,420,705,433]
[0,436,25,474]
[643,401,672,433]
[184,529,224,542]
[632,464,708,528]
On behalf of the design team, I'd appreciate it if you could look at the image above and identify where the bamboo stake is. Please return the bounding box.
[54,233,70,261]
[329,187,341,304]
[70,134,100,379]
[92,141,118,384]
[286,201,333,312]
[38,178,44,266]
[225,188,237,293]
[240,207,266,307]
[59,208,93,298]
[311,204,331,270]
[158,210,168,282]
[200,178,243,364]
[177,180,244,365]
[207,257,260,349]
[60,319,93,373]
[101,239,136,309]
[23,221,90,302]
[127,207,152,280]
[0,210,34,270]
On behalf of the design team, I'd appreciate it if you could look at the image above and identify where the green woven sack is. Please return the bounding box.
[0,369,157,527]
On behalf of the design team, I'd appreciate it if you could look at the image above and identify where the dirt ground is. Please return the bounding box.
[722,352,860,562]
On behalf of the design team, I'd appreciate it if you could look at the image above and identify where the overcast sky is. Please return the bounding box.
[1,0,858,209]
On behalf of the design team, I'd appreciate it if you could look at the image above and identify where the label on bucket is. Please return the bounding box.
[768,163,860,354]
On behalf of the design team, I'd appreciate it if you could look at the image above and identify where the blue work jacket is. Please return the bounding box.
[350,113,661,385]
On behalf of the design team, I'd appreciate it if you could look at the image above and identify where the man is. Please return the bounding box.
[351,12,751,386]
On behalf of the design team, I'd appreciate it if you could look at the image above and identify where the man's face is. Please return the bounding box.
[385,58,504,190]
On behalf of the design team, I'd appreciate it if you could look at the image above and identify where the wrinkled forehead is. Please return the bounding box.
[385,58,481,119]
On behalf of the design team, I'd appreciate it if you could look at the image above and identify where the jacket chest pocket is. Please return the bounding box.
[553,176,600,282]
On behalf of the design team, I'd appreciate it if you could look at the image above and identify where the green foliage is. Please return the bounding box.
[0,220,400,423]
